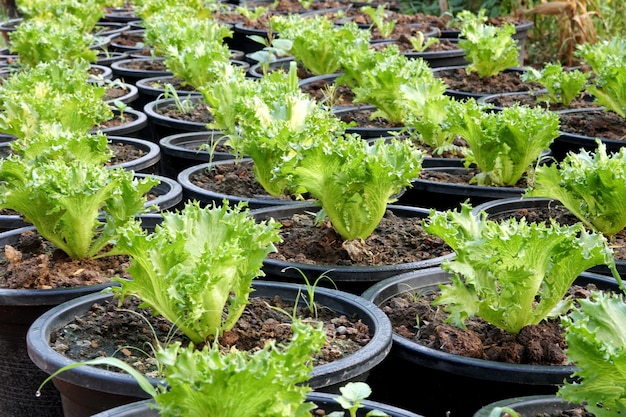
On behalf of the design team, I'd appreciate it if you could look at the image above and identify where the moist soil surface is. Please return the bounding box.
[558,109,626,140]
[108,141,147,165]
[0,230,130,289]
[188,161,452,266]
[153,100,215,124]
[435,67,543,95]
[483,91,601,112]
[49,292,372,377]
[380,281,604,366]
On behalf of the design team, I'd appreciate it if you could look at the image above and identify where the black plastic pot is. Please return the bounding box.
[0,225,127,417]
[135,173,183,212]
[433,65,534,101]
[108,135,161,174]
[111,57,171,86]
[102,81,139,107]
[90,393,424,417]
[250,203,453,294]
[177,159,306,210]
[398,166,527,210]
[552,107,621,161]
[332,105,405,138]
[27,281,393,417]
[361,266,619,417]
[158,130,235,179]
[473,395,581,417]
[143,96,210,142]
[92,107,149,139]
[472,196,626,278]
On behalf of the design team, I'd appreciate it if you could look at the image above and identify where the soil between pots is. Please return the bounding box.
[49,294,371,377]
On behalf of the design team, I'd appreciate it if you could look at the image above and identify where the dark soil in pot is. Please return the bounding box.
[47,293,371,377]
[267,208,452,268]
[558,109,626,140]
[299,77,356,108]
[0,229,131,290]
[436,67,543,96]
[107,142,147,165]
[152,100,214,124]
[188,159,301,202]
[334,106,404,130]
[379,282,606,367]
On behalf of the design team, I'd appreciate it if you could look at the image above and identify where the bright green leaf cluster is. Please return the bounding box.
[558,291,626,417]
[447,100,559,186]
[456,9,520,78]
[142,12,233,88]
[8,17,99,67]
[525,141,626,236]
[111,200,282,343]
[0,147,156,260]
[271,15,370,77]
[521,63,589,106]
[352,46,441,124]
[153,319,325,417]
[0,60,112,140]
[423,203,619,334]
[15,0,114,33]
[576,37,626,117]
[292,135,423,241]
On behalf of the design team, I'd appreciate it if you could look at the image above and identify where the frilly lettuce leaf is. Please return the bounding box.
[424,203,619,334]
[559,291,626,417]
[111,201,282,343]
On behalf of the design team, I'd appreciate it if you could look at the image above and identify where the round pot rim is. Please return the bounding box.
[107,135,161,171]
[27,280,392,393]
[361,266,620,384]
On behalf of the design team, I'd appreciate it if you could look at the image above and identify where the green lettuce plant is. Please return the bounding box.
[521,62,589,106]
[360,5,397,39]
[0,130,157,260]
[557,290,626,417]
[8,17,98,66]
[423,203,621,335]
[351,46,444,124]
[15,0,117,33]
[142,13,233,88]
[446,99,560,186]
[456,9,520,78]
[202,63,346,198]
[38,318,326,417]
[525,141,626,237]
[270,15,371,77]
[0,60,113,140]
[575,37,626,117]
[110,200,282,343]
[291,134,423,241]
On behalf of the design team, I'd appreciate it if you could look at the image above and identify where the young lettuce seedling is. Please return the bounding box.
[575,37,626,117]
[0,60,113,140]
[456,9,520,78]
[0,129,157,260]
[446,99,560,186]
[38,318,326,417]
[423,203,621,335]
[291,134,423,242]
[360,5,397,39]
[525,140,626,237]
[351,46,443,124]
[271,14,371,76]
[110,200,282,343]
[8,17,99,67]
[328,382,389,417]
[521,62,589,106]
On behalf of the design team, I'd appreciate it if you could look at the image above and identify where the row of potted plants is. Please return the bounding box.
[2,0,626,416]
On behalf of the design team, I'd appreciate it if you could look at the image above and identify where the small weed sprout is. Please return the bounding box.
[161,84,197,114]
[361,5,397,38]
[328,382,389,417]
[282,266,337,318]
[408,33,439,52]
